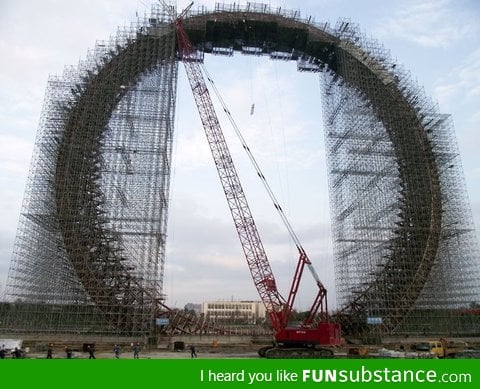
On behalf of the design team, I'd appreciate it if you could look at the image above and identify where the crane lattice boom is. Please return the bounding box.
[175,17,287,330]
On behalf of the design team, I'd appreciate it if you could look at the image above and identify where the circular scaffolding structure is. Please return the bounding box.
[55,7,441,334]
[5,3,479,337]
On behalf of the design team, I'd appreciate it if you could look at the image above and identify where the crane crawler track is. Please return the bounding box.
[261,346,334,359]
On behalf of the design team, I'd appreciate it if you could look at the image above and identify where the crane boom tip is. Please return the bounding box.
[178,1,194,21]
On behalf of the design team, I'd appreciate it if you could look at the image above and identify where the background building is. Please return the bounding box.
[202,300,266,324]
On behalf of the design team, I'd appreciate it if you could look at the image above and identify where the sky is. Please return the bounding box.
[0,0,479,311]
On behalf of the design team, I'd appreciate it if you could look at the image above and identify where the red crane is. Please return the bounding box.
[175,5,341,357]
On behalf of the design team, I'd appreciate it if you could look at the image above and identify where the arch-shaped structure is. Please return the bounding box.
[3,3,479,337]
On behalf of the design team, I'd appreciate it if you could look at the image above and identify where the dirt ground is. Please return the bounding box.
[9,336,480,359]
[24,349,259,359]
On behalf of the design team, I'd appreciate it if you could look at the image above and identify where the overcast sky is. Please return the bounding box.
[0,0,479,310]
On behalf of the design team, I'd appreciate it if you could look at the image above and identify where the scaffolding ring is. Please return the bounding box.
[54,9,441,334]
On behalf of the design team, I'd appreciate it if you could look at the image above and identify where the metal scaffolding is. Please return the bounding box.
[2,4,177,336]
[323,20,480,336]
[1,3,479,338]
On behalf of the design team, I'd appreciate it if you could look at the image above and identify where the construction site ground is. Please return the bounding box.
[6,336,480,359]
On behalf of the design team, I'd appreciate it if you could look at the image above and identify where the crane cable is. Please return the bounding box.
[201,63,326,289]
[201,63,303,252]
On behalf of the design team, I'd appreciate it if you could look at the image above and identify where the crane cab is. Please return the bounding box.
[276,322,342,347]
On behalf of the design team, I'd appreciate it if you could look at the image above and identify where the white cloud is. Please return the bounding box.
[434,48,480,106]
[376,0,479,48]
[0,135,32,176]
[472,111,480,124]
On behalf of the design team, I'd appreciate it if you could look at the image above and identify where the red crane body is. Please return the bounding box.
[175,12,341,353]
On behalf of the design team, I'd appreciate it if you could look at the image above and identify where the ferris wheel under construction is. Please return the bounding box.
[1,2,479,341]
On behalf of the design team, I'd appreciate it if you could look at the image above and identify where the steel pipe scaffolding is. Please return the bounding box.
[2,3,479,337]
